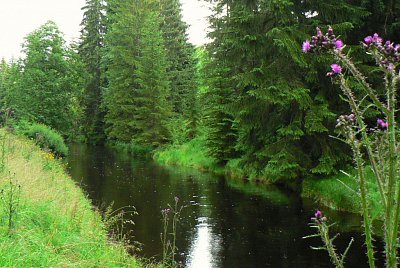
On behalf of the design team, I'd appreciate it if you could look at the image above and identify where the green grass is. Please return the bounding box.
[153,137,222,172]
[155,138,383,221]
[0,130,143,267]
[302,166,383,220]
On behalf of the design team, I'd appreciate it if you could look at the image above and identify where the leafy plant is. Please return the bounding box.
[0,173,21,234]
[161,197,184,268]
[303,27,400,268]
[304,211,354,268]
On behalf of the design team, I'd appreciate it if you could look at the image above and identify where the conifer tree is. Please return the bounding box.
[0,59,11,109]
[132,9,172,147]
[0,59,21,114]
[104,0,171,147]
[103,0,144,142]
[202,1,238,164]
[79,0,107,143]
[159,0,198,139]
[203,0,370,181]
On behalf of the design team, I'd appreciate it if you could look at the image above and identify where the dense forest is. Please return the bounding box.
[0,0,399,186]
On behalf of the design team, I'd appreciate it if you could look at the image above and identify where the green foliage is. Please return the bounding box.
[79,0,107,144]
[132,9,172,147]
[154,137,219,172]
[104,0,178,148]
[160,0,198,139]
[18,122,69,157]
[196,0,378,183]
[302,168,382,220]
[103,0,143,142]
[7,21,83,136]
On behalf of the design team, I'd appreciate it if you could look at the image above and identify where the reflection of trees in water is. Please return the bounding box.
[67,144,378,267]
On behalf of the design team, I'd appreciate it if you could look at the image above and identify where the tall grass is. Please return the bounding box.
[302,167,383,221]
[0,130,142,267]
[154,137,220,172]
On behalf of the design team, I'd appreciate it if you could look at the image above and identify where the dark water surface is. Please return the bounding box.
[67,144,377,268]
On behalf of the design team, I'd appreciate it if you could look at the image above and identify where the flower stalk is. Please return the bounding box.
[303,28,400,268]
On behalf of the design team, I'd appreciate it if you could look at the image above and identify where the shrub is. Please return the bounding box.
[18,122,68,157]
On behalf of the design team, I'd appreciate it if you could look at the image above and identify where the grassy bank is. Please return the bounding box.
[0,130,141,267]
[153,137,222,173]
[302,167,382,220]
[155,138,383,217]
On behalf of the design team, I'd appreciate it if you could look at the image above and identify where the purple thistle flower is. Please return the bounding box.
[162,208,171,214]
[377,118,389,129]
[335,39,344,50]
[331,64,342,73]
[315,210,322,219]
[372,33,382,44]
[364,36,373,45]
[302,40,311,53]
[387,62,395,71]
[316,27,323,37]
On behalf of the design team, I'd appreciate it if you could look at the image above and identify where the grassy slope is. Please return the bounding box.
[0,131,141,267]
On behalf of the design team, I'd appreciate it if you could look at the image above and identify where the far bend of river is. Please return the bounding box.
[67,144,382,268]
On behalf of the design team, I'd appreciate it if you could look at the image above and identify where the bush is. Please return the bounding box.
[17,122,68,157]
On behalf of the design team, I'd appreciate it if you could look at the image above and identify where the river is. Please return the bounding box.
[67,144,379,267]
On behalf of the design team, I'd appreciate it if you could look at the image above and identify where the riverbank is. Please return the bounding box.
[0,130,142,267]
[154,138,382,217]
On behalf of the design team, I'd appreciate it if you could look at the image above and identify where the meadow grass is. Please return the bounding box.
[0,130,143,267]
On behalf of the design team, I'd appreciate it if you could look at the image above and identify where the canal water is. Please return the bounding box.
[67,144,377,267]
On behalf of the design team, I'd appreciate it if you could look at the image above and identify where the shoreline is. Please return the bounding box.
[153,139,382,218]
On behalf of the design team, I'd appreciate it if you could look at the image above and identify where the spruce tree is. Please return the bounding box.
[0,59,11,110]
[103,0,144,142]
[203,0,370,181]
[202,1,238,164]
[79,0,107,144]
[104,0,172,147]
[159,0,198,140]
[132,9,172,147]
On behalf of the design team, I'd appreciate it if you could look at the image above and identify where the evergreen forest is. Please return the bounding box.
[2,0,400,267]
[1,1,400,195]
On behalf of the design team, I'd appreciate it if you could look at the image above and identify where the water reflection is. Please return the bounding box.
[187,217,221,268]
[67,144,383,267]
